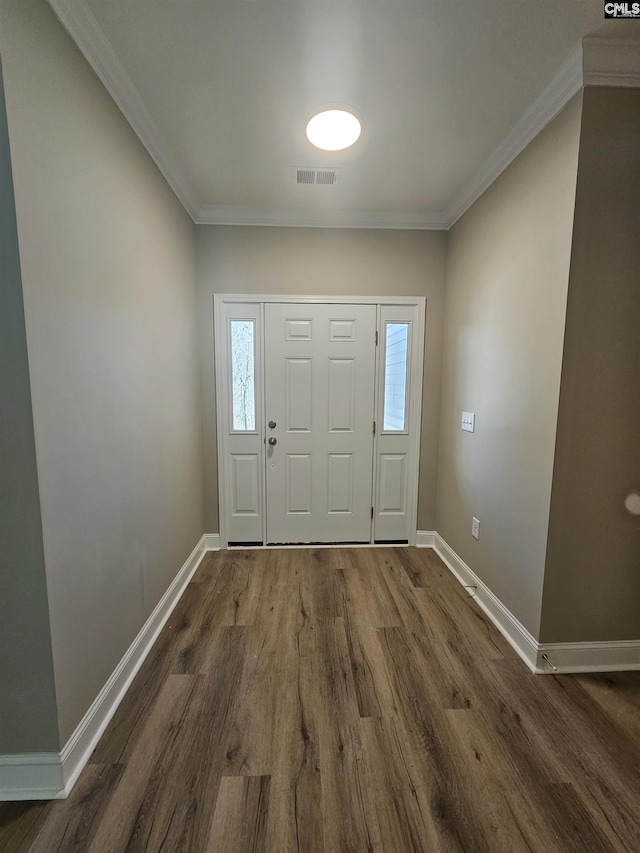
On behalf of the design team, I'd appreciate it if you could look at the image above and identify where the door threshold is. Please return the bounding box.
[226,541,410,550]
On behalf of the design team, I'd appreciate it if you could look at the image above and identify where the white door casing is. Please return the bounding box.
[214,295,425,547]
[264,302,376,544]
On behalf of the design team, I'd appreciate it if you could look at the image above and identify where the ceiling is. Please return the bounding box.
[49,1,640,228]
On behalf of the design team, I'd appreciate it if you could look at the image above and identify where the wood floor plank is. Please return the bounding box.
[90,588,217,764]
[377,626,493,851]
[444,707,590,852]
[221,618,302,776]
[190,549,229,586]
[295,547,344,619]
[394,546,453,589]
[380,575,478,711]
[0,802,54,853]
[341,548,403,628]
[200,551,264,626]
[27,765,123,853]
[486,660,640,851]
[206,775,271,853]
[418,584,513,662]
[382,548,512,665]
[85,674,199,852]
[358,715,438,853]
[310,618,376,852]
[265,560,325,853]
[336,568,397,718]
[574,671,640,747]
[544,782,627,853]
[6,546,640,853]
[133,627,248,853]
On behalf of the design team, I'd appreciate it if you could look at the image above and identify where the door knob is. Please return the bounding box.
[268,437,277,445]
[268,420,277,429]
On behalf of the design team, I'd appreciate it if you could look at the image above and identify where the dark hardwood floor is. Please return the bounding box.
[2,547,640,852]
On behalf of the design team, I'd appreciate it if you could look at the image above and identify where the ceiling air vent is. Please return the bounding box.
[295,168,339,186]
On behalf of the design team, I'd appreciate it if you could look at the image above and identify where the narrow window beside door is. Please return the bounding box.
[230,319,256,431]
[383,322,409,431]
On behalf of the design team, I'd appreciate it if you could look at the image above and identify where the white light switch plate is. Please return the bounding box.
[461,412,475,432]
[472,517,480,539]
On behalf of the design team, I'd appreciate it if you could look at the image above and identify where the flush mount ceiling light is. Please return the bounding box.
[306,108,361,151]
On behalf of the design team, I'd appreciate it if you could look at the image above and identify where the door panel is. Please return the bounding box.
[286,453,312,513]
[378,453,406,513]
[230,454,261,514]
[328,359,355,431]
[285,359,312,431]
[328,453,353,513]
[265,303,376,544]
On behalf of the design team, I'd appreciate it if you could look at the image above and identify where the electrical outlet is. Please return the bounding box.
[472,517,480,540]
[461,412,475,432]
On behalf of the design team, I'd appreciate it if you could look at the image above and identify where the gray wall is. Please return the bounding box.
[540,87,640,643]
[436,96,582,638]
[0,58,60,754]
[0,1,204,744]
[195,225,447,533]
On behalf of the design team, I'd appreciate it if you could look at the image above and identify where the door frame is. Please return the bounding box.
[214,294,426,548]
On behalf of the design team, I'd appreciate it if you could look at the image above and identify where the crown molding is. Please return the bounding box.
[196,205,448,230]
[46,0,199,220]
[445,46,584,228]
[583,38,640,88]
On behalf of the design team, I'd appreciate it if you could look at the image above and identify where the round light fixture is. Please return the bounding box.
[306,108,361,151]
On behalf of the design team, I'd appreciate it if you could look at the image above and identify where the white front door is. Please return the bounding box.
[264,303,376,543]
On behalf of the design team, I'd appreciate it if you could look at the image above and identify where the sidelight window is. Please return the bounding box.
[230,319,256,431]
[382,322,409,431]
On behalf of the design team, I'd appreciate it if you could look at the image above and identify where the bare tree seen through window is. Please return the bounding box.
[231,320,255,430]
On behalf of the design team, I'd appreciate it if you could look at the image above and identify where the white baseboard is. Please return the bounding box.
[536,641,640,674]
[417,531,640,675]
[0,753,64,801]
[415,530,436,548]
[0,532,217,802]
[202,533,221,550]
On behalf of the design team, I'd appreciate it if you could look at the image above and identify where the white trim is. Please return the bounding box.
[406,306,424,547]
[0,533,217,801]
[227,542,409,550]
[415,530,436,548]
[536,641,640,674]
[419,532,640,675]
[46,0,198,220]
[445,46,584,227]
[196,205,448,230]
[0,754,64,801]
[215,296,425,549]
[583,38,640,88]
[202,533,221,550]
[215,294,430,307]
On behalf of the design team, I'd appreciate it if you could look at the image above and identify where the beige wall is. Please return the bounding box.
[196,225,447,533]
[0,1,204,744]
[540,87,640,643]
[436,96,582,638]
